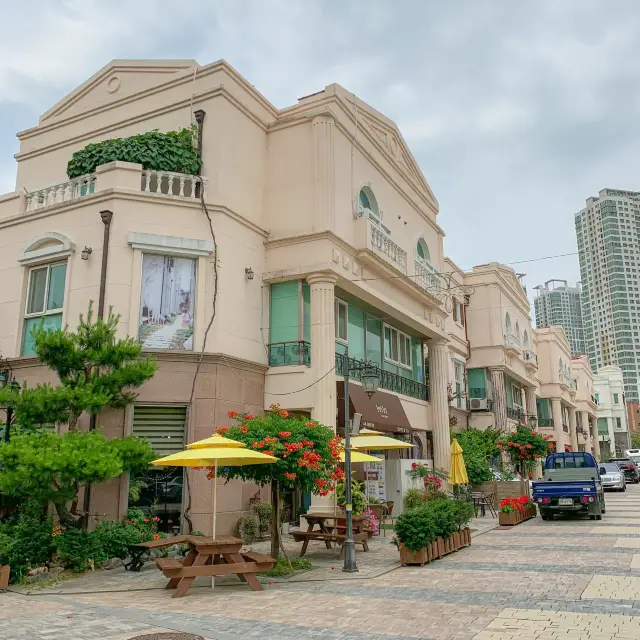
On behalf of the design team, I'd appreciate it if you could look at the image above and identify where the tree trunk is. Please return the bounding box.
[270,480,281,559]
[54,501,82,529]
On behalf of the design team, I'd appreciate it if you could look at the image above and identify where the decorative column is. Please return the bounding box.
[428,340,452,473]
[569,408,578,452]
[307,272,338,515]
[307,272,338,430]
[525,387,538,424]
[551,398,565,452]
[312,115,335,233]
[589,414,601,460]
[489,367,508,432]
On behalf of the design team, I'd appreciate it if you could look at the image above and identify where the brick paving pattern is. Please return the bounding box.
[4,489,640,638]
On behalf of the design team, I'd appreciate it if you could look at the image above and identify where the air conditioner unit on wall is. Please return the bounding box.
[470,398,489,411]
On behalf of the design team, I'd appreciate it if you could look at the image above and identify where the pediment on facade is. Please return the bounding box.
[336,90,438,210]
[40,59,199,122]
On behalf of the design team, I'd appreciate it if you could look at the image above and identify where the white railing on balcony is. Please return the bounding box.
[141,170,205,199]
[504,333,521,350]
[413,258,446,295]
[523,349,537,365]
[370,222,407,273]
[25,174,97,212]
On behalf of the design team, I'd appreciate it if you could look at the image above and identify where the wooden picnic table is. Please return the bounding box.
[125,535,188,572]
[154,535,275,598]
[291,512,370,558]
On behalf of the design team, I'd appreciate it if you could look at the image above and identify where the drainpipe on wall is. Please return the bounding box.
[463,295,471,428]
[83,209,113,528]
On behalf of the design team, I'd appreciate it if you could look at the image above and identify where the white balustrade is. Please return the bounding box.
[25,174,96,212]
[504,333,521,350]
[369,221,407,273]
[413,258,446,295]
[141,170,206,200]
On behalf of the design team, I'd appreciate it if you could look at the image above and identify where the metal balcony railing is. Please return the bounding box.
[268,341,310,367]
[523,349,537,365]
[335,352,429,401]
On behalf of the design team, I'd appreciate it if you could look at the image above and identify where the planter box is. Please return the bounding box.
[499,507,536,526]
[399,544,428,566]
[398,528,471,566]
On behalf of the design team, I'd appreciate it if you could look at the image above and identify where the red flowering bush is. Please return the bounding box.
[499,495,531,513]
[497,427,551,472]
[209,405,341,557]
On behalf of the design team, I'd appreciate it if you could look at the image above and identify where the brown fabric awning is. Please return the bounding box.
[337,381,412,434]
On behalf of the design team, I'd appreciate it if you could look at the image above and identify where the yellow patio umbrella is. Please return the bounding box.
[339,448,382,463]
[448,439,469,485]
[350,432,415,452]
[152,434,277,540]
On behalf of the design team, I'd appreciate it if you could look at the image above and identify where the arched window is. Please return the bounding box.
[412,434,424,460]
[505,313,512,334]
[559,358,564,371]
[523,330,529,348]
[358,186,379,215]
[515,321,520,341]
[416,238,431,262]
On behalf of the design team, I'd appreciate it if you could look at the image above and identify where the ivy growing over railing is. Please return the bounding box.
[66,126,201,179]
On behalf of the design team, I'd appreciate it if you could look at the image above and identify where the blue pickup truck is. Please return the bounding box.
[532,452,605,521]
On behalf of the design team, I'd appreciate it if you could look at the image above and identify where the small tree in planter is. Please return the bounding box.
[394,505,437,565]
[215,406,342,558]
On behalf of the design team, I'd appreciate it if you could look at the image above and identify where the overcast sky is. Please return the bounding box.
[2,0,639,305]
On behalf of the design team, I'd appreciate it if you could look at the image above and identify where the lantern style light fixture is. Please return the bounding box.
[81,246,93,260]
[361,364,381,399]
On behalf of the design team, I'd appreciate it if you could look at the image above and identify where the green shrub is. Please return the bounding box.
[56,528,106,572]
[421,499,458,539]
[455,427,500,484]
[66,128,201,178]
[403,488,428,512]
[395,507,437,551]
[93,520,139,560]
[260,557,312,577]
[450,499,475,529]
[252,501,273,536]
[235,515,260,543]
[462,449,494,484]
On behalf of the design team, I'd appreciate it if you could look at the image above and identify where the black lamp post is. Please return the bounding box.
[342,351,380,573]
[0,369,20,443]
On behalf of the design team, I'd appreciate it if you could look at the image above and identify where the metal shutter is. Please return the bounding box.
[132,405,187,455]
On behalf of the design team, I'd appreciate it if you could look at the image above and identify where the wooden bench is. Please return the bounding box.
[125,535,187,572]
[291,530,369,558]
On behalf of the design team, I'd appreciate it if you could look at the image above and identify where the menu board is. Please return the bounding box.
[364,454,386,502]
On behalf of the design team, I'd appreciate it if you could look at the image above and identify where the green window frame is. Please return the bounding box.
[22,262,67,356]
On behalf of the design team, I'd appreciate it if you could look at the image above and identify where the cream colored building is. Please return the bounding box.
[0,59,454,530]
[535,326,580,452]
[464,263,539,433]
[443,258,470,430]
[571,355,599,457]
[594,365,631,457]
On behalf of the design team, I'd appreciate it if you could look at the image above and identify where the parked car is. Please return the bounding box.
[609,458,640,483]
[599,462,626,491]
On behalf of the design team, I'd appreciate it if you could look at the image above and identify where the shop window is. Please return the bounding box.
[139,255,196,350]
[22,262,67,356]
[335,299,348,343]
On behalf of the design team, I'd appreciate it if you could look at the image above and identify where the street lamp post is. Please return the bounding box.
[342,350,380,573]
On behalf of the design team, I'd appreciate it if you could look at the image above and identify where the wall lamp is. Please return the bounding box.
[81,246,93,260]
[245,267,254,280]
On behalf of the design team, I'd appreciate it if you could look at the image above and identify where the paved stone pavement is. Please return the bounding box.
[4,488,640,639]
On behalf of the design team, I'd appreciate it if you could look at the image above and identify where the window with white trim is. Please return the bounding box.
[383,324,411,368]
[22,262,67,356]
[335,299,348,343]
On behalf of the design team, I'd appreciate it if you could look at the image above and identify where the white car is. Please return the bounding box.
[600,462,626,491]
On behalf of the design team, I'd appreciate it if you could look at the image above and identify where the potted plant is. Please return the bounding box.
[498,497,523,525]
[393,506,436,565]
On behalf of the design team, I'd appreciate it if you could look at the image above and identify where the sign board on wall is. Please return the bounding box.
[364,454,386,502]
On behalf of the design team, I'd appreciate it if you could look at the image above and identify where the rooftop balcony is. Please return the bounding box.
[504,332,521,353]
[21,162,208,214]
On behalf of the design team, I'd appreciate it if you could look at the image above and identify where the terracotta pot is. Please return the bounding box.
[399,544,428,566]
